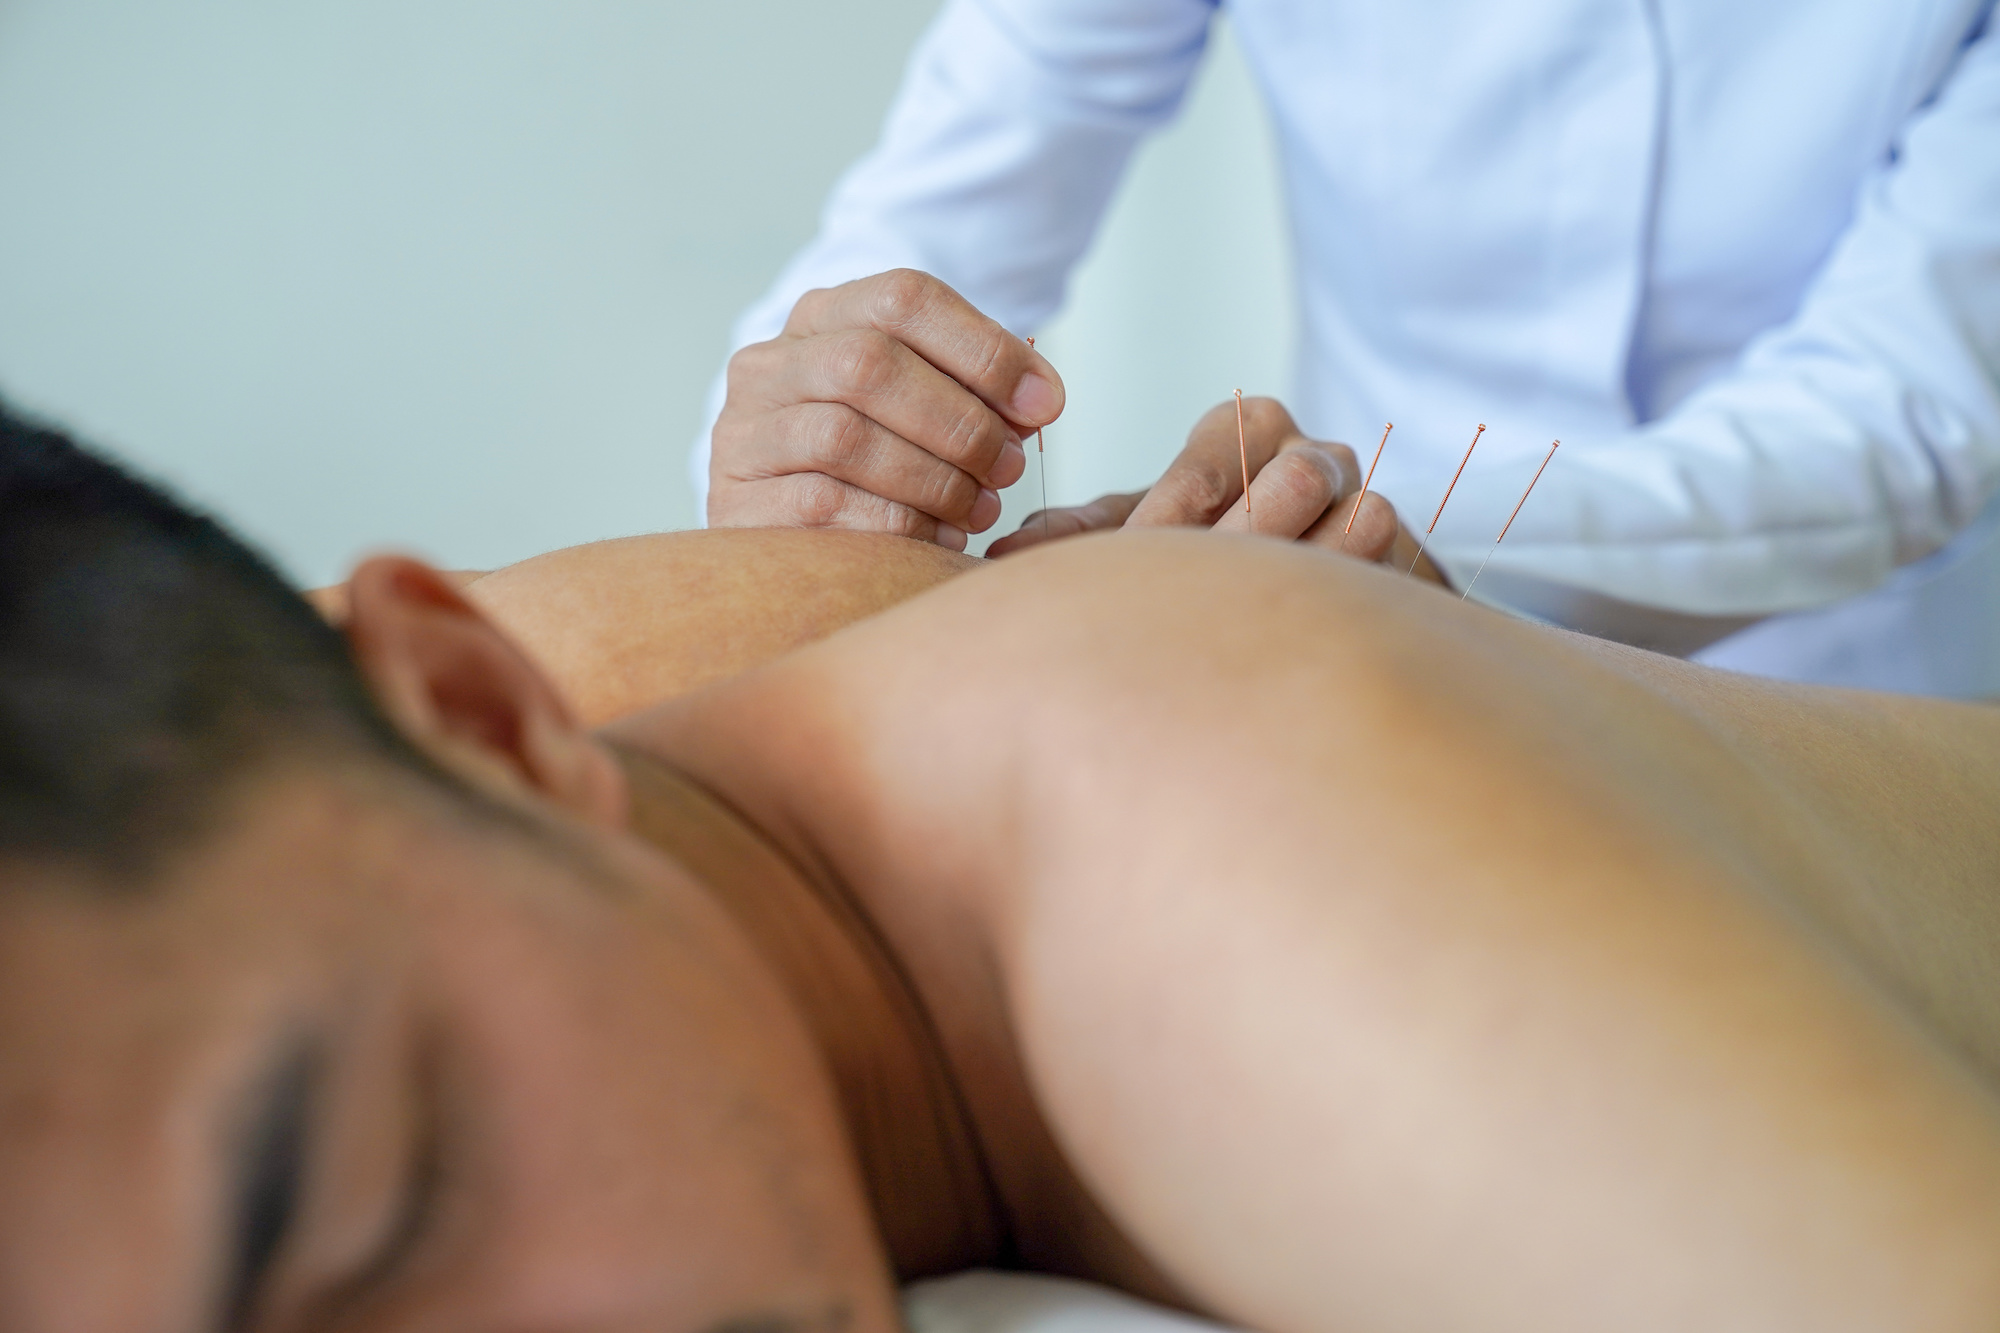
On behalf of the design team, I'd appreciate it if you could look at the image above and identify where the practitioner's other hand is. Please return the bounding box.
[710,269,1064,552]
[988,397,1447,584]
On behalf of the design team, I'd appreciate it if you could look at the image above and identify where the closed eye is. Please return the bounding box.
[225,1039,317,1330]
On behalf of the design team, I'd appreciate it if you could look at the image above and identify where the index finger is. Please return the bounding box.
[1129,397,1354,528]
[786,269,1065,430]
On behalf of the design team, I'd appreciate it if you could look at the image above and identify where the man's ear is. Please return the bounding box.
[341,556,627,830]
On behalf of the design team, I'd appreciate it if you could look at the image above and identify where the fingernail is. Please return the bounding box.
[935,523,968,552]
[1010,371,1060,425]
[994,437,1027,487]
[972,487,1002,531]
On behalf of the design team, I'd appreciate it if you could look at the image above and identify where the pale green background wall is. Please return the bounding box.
[0,1,1288,584]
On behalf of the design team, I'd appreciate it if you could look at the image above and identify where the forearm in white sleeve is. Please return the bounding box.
[1438,16,2000,627]
[689,0,1219,516]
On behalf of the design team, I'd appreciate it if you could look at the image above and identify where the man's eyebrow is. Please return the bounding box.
[220,1034,318,1331]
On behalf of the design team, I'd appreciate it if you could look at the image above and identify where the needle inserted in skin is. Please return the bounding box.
[1235,390,1252,525]
[1340,421,1392,552]
[1461,440,1560,603]
[1407,423,1485,578]
[1027,336,1049,544]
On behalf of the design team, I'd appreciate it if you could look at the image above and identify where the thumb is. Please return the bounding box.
[987,490,1147,557]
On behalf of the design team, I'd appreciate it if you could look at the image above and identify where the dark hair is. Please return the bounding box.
[0,400,443,876]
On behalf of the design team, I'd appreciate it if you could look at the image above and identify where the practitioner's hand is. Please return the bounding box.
[709,269,1064,552]
[988,397,1448,583]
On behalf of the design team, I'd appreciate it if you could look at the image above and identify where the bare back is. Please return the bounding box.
[626,531,2000,1333]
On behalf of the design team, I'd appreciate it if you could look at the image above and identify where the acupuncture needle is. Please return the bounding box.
[1339,422,1392,553]
[1460,440,1560,603]
[1235,390,1252,525]
[1407,423,1485,577]
[1026,336,1050,544]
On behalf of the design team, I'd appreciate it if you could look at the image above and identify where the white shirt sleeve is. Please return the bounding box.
[1442,14,2000,622]
[689,0,1219,516]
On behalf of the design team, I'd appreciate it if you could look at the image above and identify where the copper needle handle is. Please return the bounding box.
[1235,390,1252,522]
[1408,423,1485,577]
[1341,421,1392,548]
[1461,440,1560,603]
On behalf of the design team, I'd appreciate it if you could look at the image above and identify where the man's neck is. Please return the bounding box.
[610,744,1010,1278]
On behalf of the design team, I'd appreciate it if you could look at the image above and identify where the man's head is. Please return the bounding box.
[0,406,896,1332]
[0,405,441,876]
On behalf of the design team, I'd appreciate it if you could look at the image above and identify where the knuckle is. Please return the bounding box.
[796,402,874,474]
[1269,452,1338,508]
[724,339,777,392]
[712,422,756,480]
[937,400,999,468]
[709,474,794,528]
[1353,492,1400,551]
[879,502,934,541]
[786,285,834,331]
[915,465,978,522]
[776,471,935,541]
[1243,396,1292,435]
[824,329,900,397]
[708,414,755,471]
[964,326,1009,392]
[1196,399,1239,434]
[784,471,853,529]
[866,268,938,330]
[1164,461,1234,520]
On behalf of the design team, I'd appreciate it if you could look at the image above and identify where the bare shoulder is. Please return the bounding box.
[466,529,983,724]
[470,528,979,609]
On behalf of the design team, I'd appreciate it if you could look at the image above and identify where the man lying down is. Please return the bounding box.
[4,401,2000,1333]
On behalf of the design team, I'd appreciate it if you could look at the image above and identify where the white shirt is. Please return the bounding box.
[699,0,2000,696]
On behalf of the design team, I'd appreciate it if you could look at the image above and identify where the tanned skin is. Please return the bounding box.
[314,393,1427,725]
[465,530,981,724]
[614,531,2000,1329]
[6,525,2000,1332]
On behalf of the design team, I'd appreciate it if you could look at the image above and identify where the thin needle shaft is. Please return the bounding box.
[1027,336,1049,544]
[1339,421,1393,552]
[1461,439,1560,602]
[1407,423,1485,577]
[1234,390,1252,525]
